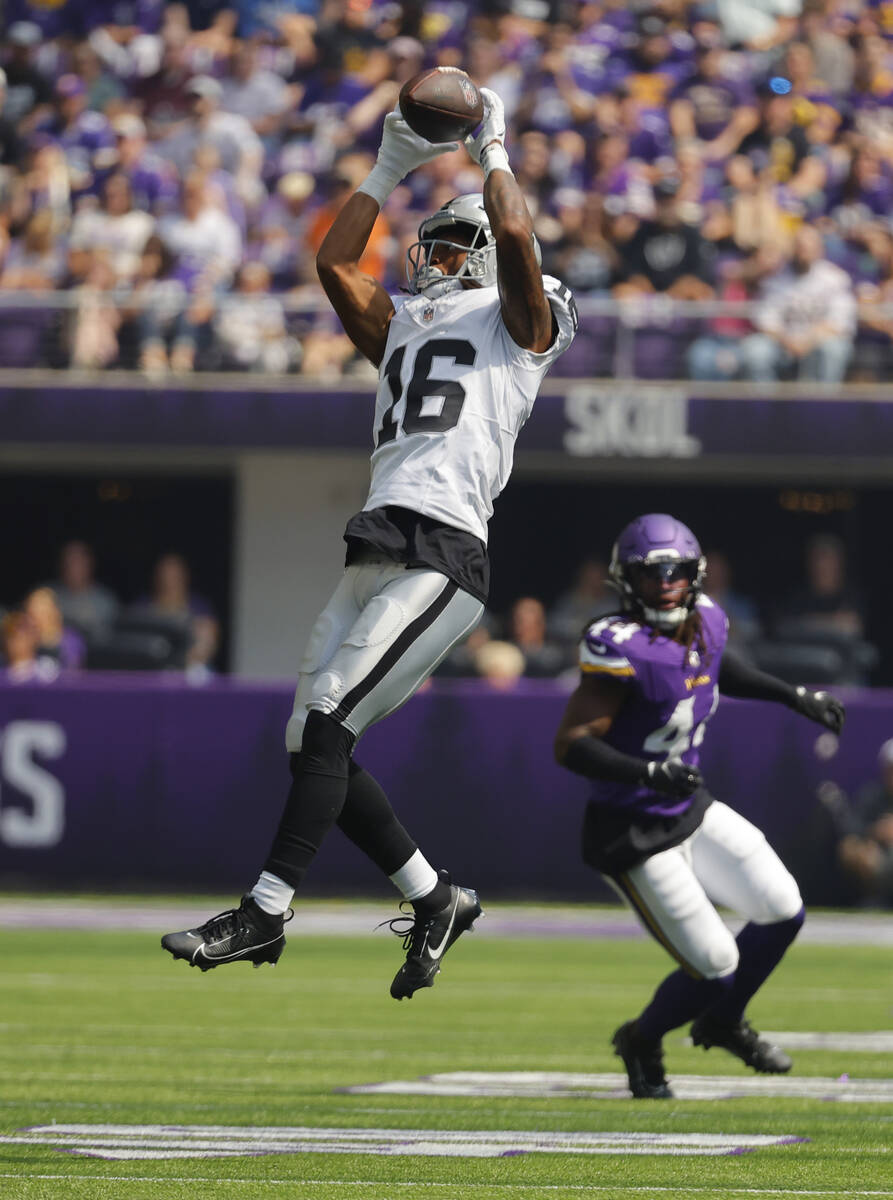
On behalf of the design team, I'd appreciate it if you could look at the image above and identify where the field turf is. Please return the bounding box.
[1,899,892,1200]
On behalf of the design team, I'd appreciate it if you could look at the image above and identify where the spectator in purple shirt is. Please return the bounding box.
[40,73,116,198]
[23,588,86,670]
[669,40,758,162]
[515,26,602,135]
[612,83,675,165]
[590,130,653,219]
[112,113,179,214]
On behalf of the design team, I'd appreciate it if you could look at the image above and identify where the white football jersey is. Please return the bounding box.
[363,276,577,544]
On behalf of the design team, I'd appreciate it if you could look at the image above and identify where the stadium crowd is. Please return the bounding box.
[2,0,893,378]
[0,529,877,687]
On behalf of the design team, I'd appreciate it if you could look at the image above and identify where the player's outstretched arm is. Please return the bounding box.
[317,110,458,366]
[718,646,846,735]
[465,89,553,353]
[316,191,396,366]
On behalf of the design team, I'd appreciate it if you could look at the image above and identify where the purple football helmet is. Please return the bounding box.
[609,513,706,630]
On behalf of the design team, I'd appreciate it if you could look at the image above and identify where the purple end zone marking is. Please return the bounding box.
[501,1149,529,1157]
[725,1148,757,1156]
[778,1137,812,1145]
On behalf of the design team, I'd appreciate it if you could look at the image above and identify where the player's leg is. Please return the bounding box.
[608,843,739,1098]
[259,560,481,915]
[162,561,483,979]
[688,801,804,1072]
[161,569,364,970]
[302,562,483,998]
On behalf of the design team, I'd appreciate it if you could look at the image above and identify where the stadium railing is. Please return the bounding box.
[1,291,890,381]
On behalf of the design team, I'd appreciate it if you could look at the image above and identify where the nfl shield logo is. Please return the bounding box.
[423,305,434,322]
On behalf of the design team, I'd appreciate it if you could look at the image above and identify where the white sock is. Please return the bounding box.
[389,850,439,901]
[250,871,295,916]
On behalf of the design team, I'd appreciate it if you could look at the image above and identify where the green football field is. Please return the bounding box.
[2,898,892,1200]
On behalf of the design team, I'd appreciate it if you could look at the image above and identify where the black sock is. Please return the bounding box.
[263,711,355,889]
[411,878,452,915]
[336,759,419,874]
[705,908,805,1025]
[636,968,735,1042]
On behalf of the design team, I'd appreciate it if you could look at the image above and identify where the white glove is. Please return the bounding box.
[464,87,512,178]
[357,109,458,207]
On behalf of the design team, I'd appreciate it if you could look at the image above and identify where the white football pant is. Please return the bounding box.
[285,559,483,750]
[611,800,803,980]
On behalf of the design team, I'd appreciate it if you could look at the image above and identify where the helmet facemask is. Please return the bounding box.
[406,198,498,294]
[611,555,705,631]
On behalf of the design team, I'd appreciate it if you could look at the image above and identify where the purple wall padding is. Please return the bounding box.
[0,676,882,900]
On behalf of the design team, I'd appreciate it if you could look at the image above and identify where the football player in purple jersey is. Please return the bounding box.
[554,513,845,1099]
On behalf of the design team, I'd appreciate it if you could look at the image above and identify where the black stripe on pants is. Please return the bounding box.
[330,579,459,724]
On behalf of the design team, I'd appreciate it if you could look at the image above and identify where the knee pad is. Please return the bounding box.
[757,872,804,924]
[301,710,355,778]
[699,930,739,980]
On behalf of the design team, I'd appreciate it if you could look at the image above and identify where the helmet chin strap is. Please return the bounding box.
[641,602,689,630]
[416,272,465,297]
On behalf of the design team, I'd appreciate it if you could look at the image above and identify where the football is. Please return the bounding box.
[398,67,484,144]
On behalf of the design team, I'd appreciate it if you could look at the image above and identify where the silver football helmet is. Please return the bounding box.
[406,194,497,294]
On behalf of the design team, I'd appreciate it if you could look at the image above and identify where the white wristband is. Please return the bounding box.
[356,163,402,208]
[480,141,513,179]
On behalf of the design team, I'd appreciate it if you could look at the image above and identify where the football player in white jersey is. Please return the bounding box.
[162,90,576,996]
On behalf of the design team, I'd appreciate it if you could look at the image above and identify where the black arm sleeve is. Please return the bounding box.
[563,735,648,785]
[718,646,798,707]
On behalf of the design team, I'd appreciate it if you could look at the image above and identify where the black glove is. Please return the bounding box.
[794,686,846,736]
[645,759,703,799]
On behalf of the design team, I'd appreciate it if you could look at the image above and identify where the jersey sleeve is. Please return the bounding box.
[542,275,578,361]
[578,625,637,679]
[498,274,578,371]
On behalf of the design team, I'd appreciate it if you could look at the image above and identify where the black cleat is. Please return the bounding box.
[388,872,482,1000]
[612,1020,673,1099]
[690,1014,792,1074]
[161,896,291,971]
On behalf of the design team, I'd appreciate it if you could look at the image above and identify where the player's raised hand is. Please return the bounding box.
[464,88,506,166]
[646,759,703,799]
[794,687,846,735]
[358,108,458,208]
[377,109,457,175]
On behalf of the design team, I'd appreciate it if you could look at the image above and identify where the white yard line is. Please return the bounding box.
[3,1175,893,1196]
